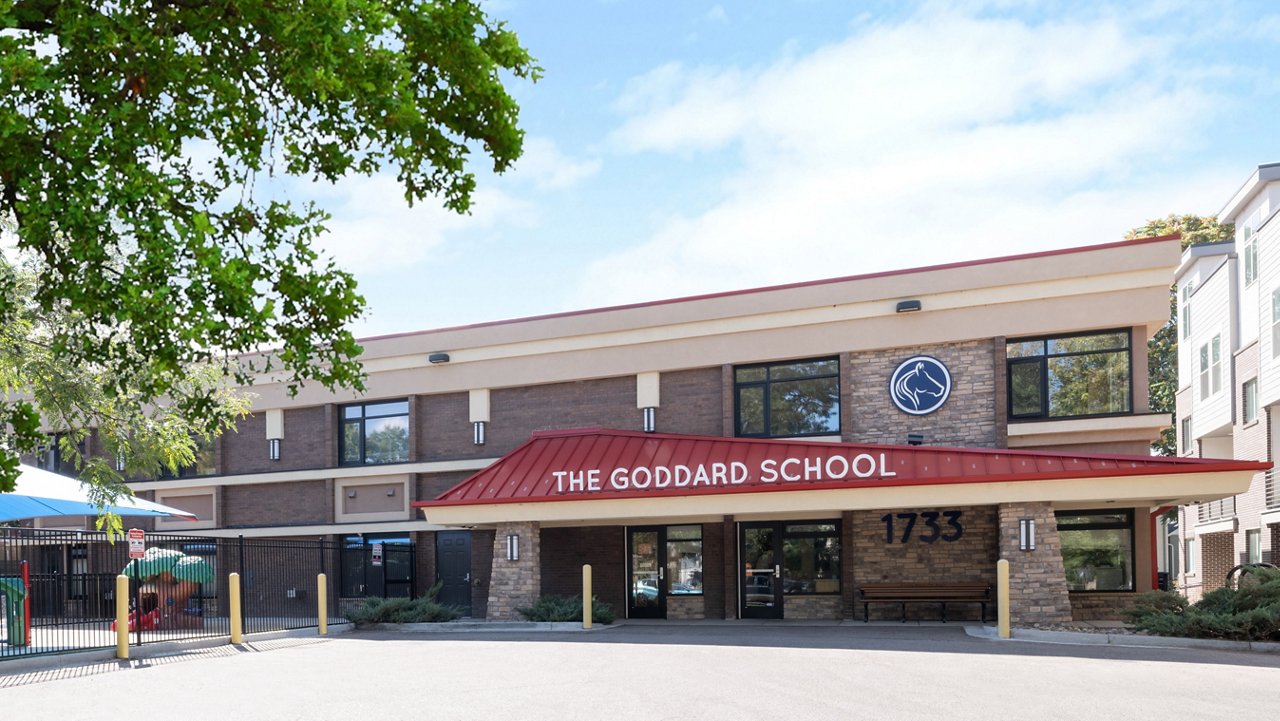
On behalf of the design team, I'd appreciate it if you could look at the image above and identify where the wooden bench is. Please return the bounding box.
[858,582,990,623]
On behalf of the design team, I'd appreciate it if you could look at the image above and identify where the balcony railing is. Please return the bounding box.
[1267,470,1279,511]
[1197,496,1237,525]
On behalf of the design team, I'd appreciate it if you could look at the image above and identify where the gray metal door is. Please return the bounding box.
[436,531,472,614]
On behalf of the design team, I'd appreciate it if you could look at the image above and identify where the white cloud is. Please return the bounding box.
[510,137,602,189]
[582,9,1227,307]
[705,5,728,23]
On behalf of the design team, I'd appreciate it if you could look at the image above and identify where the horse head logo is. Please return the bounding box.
[890,357,951,415]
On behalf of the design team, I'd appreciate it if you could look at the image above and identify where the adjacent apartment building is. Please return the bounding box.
[30,234,1264,624]
[1176,162,1280,599]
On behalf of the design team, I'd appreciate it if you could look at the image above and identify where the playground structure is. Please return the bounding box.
[0,561,29,646]
[113,547,214,632]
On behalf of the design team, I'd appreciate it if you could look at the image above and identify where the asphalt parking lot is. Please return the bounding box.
[2,624,1277,721]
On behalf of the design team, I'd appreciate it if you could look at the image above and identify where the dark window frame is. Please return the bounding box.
[781,520,842,596]
[339,399,411,466]
[1007,328,1134,421]
[157,436,217,480]
[1056,509,1136,594]
[733,357,841,438]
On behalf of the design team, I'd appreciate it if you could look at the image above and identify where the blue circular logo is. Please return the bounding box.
[889,355,951,415]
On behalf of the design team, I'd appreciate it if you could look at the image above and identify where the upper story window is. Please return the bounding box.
[1243,226,1258,287]
[1179,415,1193,454]
[1006,330,1131,420]
[341,400,410,465]
[734,358,840,437]
[1180,282,1194,340]
[1243,379,1258,424]
[158,436,216,479]
[1198,335,1221,401]
[1272,288,1280,358]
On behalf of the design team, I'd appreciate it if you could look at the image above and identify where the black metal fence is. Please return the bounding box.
[0,528,346,661]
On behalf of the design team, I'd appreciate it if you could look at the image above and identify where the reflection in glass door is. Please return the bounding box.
[628,528,664,618]
[741,523,781,619]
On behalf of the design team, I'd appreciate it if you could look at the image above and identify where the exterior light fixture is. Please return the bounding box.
[428,352,451,364]
[386,487,396,497]
[473,421,486,446]
[896,300,922,313]
[642,407,656,433]
[1018,518,1036,551]
[506,534,520,561]
[268,438,281,461]
[115,449,126,472]
[907,433,924,446]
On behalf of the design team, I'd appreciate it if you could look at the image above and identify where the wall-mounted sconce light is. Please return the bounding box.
[428,352,451,364]
[896,299,923,313]
[642,407,656,433]
[473,421,486,445]
[1018,518,1036,551]
[386,487,396,497]
[506,534,520,561]
[115,449,126,472]
[268,438,281,461]
[906,433,924,446]
[347,489,357,499]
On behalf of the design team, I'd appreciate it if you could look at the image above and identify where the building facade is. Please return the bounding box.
[31,234,1264,623]
[1175,162,1280,600]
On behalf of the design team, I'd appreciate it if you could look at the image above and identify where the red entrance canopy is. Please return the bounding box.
[415,428,1269,509]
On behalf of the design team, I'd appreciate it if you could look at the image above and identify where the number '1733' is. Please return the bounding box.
[880,510,964,544]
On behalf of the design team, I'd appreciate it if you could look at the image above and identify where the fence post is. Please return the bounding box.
[317,573,328,636]
[115,574,130,659]
[229,572,243,644]
[582,564,592,630]
[997,559,1011,639]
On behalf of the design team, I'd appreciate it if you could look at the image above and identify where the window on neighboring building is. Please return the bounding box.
[1185,537,1197,574]
[1243,226,1258,287]
[1199,334,1222,400]
[1057,510,1135,592]
[1247,528,1262,564]
[782,522,841,594]
[340,400,410,465]
[1007,330,1132,420]
[734,358,840,437]
[1180,415,1193,454]
[1181,282,1194,340]
[1243,379,1258,424]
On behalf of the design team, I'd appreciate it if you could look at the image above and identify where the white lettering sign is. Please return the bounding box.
[549,453,896,495]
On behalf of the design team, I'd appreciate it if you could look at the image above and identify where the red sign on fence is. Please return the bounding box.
[127,528,146,560]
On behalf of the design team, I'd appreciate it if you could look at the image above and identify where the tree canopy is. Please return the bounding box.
[1125,215,1234,455]
[0,1,538,495]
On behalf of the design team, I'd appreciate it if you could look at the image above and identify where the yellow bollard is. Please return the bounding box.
[317,573,328,636]
[229,572,243,645]
[997,558,1011,639]
[582,564,593,630]
[115,574,130,660]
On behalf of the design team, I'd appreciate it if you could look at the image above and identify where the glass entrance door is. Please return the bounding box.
[628,527,664,618]
[741,523,782,619]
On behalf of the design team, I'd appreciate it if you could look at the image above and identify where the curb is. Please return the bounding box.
[360,621,609,633]
[964,625,1280,654]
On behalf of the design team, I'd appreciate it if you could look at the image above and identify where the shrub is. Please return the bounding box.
[344,584,465,625]
[516,595,615,625]
[1124,568,1280,642]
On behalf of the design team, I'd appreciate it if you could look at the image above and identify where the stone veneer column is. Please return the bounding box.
[485,521,541,620]
[997,502,1073,625]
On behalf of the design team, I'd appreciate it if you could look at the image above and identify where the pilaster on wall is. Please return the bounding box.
[486,521,541,620]
[998,502,1073,625]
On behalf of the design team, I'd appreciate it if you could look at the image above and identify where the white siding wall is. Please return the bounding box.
[1254,206,1280,408]
[1189,257,1235,439]
[1178,255,1229,391]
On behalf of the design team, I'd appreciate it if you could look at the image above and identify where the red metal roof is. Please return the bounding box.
[414,428,1269,508]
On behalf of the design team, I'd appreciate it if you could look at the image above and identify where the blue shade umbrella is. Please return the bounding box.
[0,464,198,523]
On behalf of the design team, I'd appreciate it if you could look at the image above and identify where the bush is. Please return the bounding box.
[1124,568,1280,642]
[344,583,465,625]
[516,595,615,625]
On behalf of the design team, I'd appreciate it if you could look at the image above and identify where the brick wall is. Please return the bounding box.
[417,471,473,504]
[540,526,625,613]
[222,481,330,526]
[1200,531,1235,594]
[997,502,1072,625]
[418,392,473,461]
[846,341,999,447]
[487,377,637,455]
[667,596,705,620]
[851,506,998,621]
[702,520,726,619]
[784,595,842,620]
[656,368,724,436]
[416,531,435,599]
[222,406,332,475]
[1070,592,1142,622]
[486,521,541,620]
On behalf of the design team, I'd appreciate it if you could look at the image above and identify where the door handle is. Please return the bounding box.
[464,572,470,583]
[659,567,664,581]
[774,565,781,578]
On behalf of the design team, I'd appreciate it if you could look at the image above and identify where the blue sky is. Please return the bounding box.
[313,0,1280,338]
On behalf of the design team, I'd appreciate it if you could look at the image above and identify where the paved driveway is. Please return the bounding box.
[2,624,1276,720]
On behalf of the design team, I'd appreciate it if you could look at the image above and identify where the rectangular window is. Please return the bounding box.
[1006,330,1131,420]
[665,525,703,595]
[1243,379,1258,424]
[1181,282,1193,340]
[1212,335,1222,396]
[1244,227,1258,287]
[1185,537,1197,574]
[1247,529,1262,564]
[1057,510,1135,592]
[734,358,840,437]
[158,436,216,479]
[1199,335,1221,401]
[1272,288,1280,358]
[1180,415,1193,454]
[782,522,841,594]
[340,400,410,465]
